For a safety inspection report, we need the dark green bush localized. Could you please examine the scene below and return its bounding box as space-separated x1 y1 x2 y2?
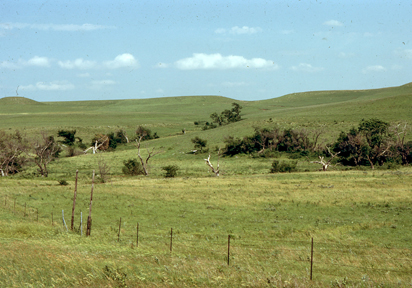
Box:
161 165 179 178
270 160 297 173
122 159 145 176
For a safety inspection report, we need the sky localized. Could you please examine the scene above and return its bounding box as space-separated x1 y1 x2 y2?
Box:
1 0 411 102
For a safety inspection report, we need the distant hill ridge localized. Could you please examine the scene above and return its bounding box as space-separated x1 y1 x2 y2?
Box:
0 96 43 105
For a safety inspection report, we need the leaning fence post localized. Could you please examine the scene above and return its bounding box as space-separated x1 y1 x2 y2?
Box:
227 235 231 266
310 237 314 280
62 210 68 231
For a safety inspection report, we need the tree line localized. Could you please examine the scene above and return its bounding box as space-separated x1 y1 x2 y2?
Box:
0 125 159 177
208 118 411 169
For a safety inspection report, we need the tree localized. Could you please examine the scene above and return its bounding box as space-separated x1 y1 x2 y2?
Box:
57 130 77 146
204 151 220 177
136 125 159 141
84 134 109 154
333 128 369 166
33 132 61 177
210 112 225 126
0 130 29 176
191 136 207 152
134 134 161 176
122 159 145 176
391 123 412 165
358 118 392 168
310 147 340 171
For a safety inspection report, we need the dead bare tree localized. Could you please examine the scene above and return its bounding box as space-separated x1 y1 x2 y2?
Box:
33 132 61 177
204 149 221 176
84 135 109 154
134 135 160 176
310 147 341 171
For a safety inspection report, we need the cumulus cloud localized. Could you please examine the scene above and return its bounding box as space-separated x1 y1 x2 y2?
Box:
0 56 51 69
323 20 343 27
175 53 277 70
20 81 74 91
290 63 324 73
0 22 115 31
362 65 386 73
27 56 50 67
58 58 97 70
104 53 138 69
215 26 261 35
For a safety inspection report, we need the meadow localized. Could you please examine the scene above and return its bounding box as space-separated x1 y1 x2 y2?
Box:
0 83 411 287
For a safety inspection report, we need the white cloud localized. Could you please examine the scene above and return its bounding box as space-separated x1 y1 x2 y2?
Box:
362 65 386 74
175 53 277 70
0 60 20 69
395 49 412 60
20 81 74 91
291 63 324 73
58 58 97 70
90 80 116 90
215 26 261 35
104 53 138 69
0 22 115 31
0 56 51 69
27 56 50 67
323 20 343 27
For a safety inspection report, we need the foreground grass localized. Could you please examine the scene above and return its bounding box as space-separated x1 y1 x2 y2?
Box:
1 169 411 287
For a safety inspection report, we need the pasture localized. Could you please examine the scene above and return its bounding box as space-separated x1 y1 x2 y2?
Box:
0 83 412 286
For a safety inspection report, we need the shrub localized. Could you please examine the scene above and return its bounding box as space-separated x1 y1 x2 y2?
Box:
58 180 69 186
122 159 145 176
162 165 179 178
270 160 297 173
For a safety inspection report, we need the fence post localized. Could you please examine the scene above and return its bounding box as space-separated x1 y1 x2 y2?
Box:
228 235 231 266
80 212 83 236
62 210 68 231
118 217 122 242
86 170 95 237
71 170 78 231
170 228 173 252
136 223 139 247
310 237 314 280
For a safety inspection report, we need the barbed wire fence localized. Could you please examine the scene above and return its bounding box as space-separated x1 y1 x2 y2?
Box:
2 194 412 283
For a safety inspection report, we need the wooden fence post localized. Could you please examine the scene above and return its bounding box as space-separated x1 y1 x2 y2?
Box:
310 237 314 280
136 223 139 247
118 217 122 242
71 170 78 231
86 170 95 237
228 235 231 266
170 228 173 252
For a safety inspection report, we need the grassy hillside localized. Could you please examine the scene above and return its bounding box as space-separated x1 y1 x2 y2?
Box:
1 84 412 287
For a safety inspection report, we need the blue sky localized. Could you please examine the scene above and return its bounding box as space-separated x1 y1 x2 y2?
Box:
1 0 411 102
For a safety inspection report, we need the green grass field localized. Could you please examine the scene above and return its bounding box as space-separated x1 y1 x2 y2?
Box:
0 83 412 287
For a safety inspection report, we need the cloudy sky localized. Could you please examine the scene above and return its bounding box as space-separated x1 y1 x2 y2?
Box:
1 0 411 102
